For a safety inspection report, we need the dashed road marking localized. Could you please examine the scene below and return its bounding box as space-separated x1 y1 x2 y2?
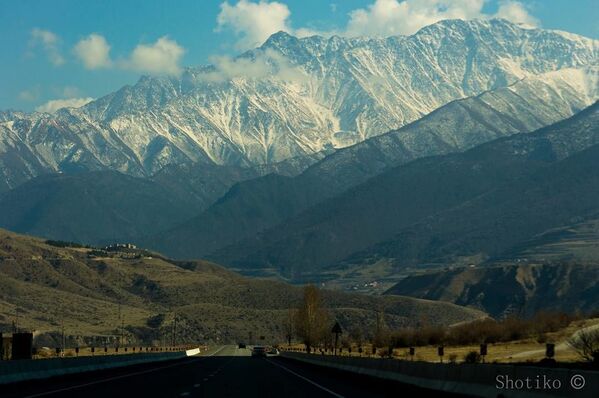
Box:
23 346 228 398
265 359 345 398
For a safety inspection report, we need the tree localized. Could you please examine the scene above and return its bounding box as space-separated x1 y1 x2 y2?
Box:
283 307 296 347
373 309 390 349
295 285 329 353
568 327 599 363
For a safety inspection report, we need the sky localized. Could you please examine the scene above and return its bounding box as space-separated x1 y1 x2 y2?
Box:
0 0 597 112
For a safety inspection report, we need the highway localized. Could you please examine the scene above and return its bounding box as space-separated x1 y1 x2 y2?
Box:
0 345 469 398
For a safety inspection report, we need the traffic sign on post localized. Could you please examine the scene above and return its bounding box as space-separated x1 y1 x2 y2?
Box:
546 343 555 359
480 343 487 363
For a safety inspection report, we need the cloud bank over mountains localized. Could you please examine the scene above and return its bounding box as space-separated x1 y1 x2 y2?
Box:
216 0 538 49
35 97 94 113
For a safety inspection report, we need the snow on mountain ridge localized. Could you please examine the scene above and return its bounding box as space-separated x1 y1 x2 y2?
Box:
0 19 597 191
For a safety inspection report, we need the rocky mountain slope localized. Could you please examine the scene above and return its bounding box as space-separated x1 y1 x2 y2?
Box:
0 171 206 243
384 263 599 318
0 229 485 343
142 75 598 260
208 102 599 276
4 67 593 248
1 19 597 191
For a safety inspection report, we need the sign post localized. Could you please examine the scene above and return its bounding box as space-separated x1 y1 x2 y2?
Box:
546 343 555 359
480 343 487 363
331 322 342 356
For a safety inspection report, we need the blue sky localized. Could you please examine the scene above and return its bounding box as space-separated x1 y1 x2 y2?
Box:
0 0 597 112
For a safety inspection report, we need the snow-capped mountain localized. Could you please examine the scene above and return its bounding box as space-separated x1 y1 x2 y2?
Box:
1 19 597 191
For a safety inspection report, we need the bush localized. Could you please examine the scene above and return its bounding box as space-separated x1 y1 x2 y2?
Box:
568 328 599 362
464 351 481 364
46 239 88 248
146 314 165 329
360 311 582 351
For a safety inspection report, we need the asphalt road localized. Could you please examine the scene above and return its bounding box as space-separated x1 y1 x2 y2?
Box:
0 345 470 398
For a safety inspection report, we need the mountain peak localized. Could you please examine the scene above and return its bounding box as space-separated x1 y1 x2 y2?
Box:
261 30 297 48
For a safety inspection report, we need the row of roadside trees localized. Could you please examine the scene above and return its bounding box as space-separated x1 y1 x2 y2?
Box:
287 284 599 364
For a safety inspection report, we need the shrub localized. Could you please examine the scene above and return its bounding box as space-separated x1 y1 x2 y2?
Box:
568 328 599 362
464 351 481 364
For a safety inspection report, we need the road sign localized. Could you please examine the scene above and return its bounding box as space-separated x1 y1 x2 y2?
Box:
546 343 555 358
480 343 487 356
331 322 342 334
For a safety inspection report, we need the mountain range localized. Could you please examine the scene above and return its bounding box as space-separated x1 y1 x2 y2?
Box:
0 19 597 192
139 65 596 258
209 101 599 276
0 18 598 300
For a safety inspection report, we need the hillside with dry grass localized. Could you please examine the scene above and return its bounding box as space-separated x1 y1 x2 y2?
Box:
0 229 485 345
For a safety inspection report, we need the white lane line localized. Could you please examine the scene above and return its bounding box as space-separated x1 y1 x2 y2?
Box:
180 393 190 397
265 359 344 398
193 384 201 388
24 346 228 398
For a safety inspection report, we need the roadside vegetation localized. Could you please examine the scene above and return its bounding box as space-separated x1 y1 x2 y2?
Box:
286 285 599 365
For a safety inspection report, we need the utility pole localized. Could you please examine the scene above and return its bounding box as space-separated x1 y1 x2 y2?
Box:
117 301 123 348
61 318 66 357
172 312 177 348
12 307 19 333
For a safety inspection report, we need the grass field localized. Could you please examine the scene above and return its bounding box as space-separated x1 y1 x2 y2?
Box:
0 229 485 345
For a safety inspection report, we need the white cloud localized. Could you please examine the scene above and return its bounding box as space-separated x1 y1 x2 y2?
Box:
74 34 112 69
201 49 307 82
215 0 539 46
35 97 94 113
495 0 539 28
124 36 185 76
217 0 292 50
345 0 537 37
29 28 65 66
345 0 538 36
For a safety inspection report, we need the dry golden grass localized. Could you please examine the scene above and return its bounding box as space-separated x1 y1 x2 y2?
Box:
0 229 484 345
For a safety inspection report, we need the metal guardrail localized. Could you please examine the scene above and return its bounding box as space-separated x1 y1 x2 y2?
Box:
0 346 205 385
281 351 599 398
